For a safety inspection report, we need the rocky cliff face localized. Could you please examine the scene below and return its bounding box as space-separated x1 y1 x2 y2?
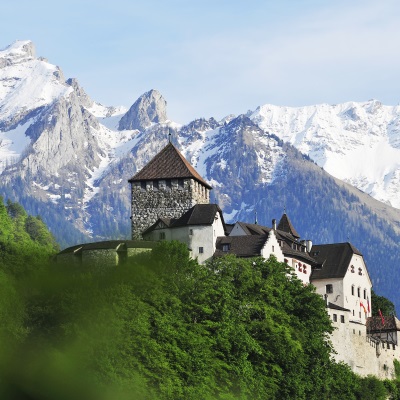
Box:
118 89 167 131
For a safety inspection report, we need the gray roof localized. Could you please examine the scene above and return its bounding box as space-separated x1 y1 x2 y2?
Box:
214 235 269 257
328 302 350 312
234 221 271 235
143 204 225 234
310 242 363 280
232 221 316 264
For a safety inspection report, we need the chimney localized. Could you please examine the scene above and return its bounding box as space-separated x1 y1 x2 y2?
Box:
272 219 276 230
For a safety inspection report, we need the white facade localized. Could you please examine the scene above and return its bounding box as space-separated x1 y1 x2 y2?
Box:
143 210 225 264
313 253 372 325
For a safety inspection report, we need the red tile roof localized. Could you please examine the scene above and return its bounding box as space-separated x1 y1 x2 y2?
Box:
128 142 212 189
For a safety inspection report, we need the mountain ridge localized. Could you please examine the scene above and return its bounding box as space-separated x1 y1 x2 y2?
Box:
0 40 399 311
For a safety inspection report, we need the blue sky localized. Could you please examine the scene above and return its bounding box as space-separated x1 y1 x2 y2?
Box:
2 0 400 123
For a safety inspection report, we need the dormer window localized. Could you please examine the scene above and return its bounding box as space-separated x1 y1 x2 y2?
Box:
222 244 230 252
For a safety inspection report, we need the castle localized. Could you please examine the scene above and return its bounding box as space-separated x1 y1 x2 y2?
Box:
59 141 400 379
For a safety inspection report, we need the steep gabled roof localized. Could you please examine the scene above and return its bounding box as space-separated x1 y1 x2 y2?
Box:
172 204 223 227
142 204 225 235
128 142 212 189
277 213 300 239
214 235 269 258
310 242 363 280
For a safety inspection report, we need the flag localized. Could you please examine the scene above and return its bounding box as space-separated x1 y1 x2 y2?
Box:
378 309 385 326
360 302 367 314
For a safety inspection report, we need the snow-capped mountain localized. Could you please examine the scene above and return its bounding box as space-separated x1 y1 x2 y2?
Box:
0 40 400 312
251 101 400 209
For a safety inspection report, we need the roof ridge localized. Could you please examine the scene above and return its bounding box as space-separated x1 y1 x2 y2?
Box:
128 143 212 189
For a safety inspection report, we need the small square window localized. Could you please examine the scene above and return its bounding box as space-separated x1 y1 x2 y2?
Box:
199 247 204 254
326 284 333 294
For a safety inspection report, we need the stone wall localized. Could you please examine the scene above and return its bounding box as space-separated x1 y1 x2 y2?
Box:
328 308 400 379
131 178 210 239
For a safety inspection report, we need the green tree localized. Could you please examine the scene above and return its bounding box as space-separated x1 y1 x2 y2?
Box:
372 289 396 316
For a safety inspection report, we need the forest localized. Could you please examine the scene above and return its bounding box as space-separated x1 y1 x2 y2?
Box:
0 197 399 399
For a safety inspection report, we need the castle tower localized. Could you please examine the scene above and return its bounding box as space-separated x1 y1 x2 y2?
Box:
128 142 212 239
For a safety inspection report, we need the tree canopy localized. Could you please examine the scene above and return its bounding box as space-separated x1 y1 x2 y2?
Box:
0 225 399 399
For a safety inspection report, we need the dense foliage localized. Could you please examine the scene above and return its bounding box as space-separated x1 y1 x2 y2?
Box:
372 289 397 316
0 196 59 276
0 216 399 399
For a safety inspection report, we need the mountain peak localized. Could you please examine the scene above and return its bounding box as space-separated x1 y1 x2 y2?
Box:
118 89 167 131
0 40 35 66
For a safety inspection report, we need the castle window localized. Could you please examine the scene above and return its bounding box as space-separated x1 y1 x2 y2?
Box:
153 180 159 191
272 245 274 252
222 244 230 252
141 181 146 191
199 247 204 254
357 287 361 298
326 284 333 294
159 232 165 240
363 289 366 299
303 265 307 274
351 285 355 296
189 229 193 235
178 179 184 190
351 265 355 273
358 267 362 275
333 314 337 322
166 180 172 190
341 315 345 323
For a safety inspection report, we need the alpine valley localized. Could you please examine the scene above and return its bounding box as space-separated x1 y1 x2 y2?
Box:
1 40 399 310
